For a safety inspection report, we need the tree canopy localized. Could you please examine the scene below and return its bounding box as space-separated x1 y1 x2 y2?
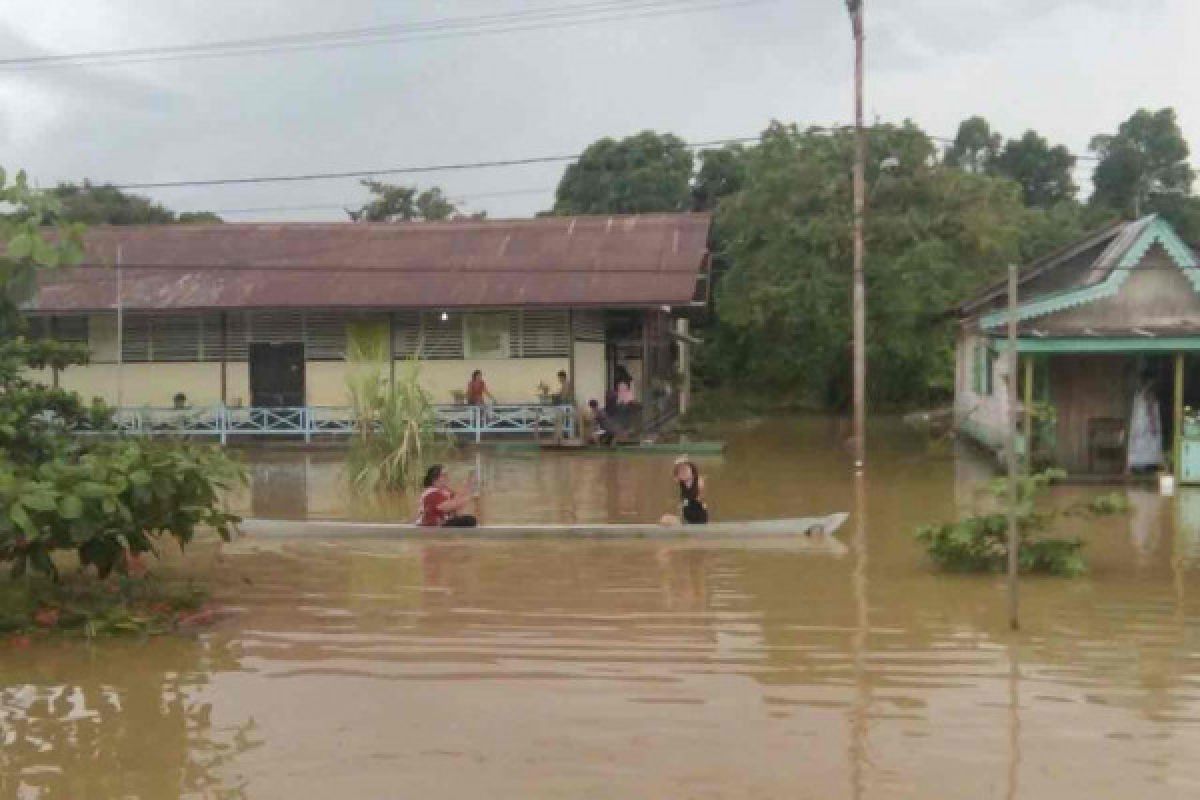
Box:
700 121 1032 408
49 181 222 225
944 116 1001 174
346 181 473 222
552 131 694 215
0 170 241 580
1090 107 1196 219
992 131 1077 208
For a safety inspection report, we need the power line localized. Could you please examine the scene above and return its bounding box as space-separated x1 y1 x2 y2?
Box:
108 137 761 190
205 187 557 216
0 0 769 71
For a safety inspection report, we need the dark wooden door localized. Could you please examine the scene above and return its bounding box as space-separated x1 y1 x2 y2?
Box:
249 342 305 407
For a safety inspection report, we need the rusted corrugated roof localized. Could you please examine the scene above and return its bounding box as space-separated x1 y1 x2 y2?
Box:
31 213 711 312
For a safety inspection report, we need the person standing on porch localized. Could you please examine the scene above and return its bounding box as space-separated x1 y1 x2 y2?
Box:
1128 373 1164 473
466 369 494 407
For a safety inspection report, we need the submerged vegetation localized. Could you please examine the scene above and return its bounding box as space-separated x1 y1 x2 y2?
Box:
0 572 216 638
345 326 441 493
914 470 1129 577
0 169 243 635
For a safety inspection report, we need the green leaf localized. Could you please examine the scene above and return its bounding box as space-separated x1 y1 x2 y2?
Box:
7 232 33 260
10 503 36 537
59 495 83 519
129 470 151 486
19 492 58 512
32 236 60 268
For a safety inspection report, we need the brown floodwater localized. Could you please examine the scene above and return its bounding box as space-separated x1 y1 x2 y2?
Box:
4 416 1200 799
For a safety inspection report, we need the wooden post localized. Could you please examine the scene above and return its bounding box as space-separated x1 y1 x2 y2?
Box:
49 316 60 389
1006 263 1020 631
567 309 576 405
1023 356 1034 472
1174 352 1185 476
849 0 867 472
388 312 396 388
115 245 124 411
219 311 228 406
677 317 691 415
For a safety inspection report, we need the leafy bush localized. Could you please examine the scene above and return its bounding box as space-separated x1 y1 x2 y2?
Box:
345 327 441 492
0 168 243 584
913 469 1124 577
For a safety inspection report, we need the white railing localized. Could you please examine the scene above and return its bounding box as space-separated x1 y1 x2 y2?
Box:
94 404 575 443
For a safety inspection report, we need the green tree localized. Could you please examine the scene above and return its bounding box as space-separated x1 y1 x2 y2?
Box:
702 121 1028 408
692 144 748 211
1090 108 1195 217
49 181 222 225
944 116 1001 174
552 131 694 215
347 181 461 222
991 130 1077 207
0 170 241 581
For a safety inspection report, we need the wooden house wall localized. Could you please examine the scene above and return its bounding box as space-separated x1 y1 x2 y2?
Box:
954 329 1011 452
1047 355 1134 473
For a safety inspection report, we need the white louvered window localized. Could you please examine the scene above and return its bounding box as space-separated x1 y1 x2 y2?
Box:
152 315 201 361
121 315 151 362
305 311 347 360
572 310 605 343
464 312 512 359
197 314 222 361
518 310 569 357
54 316 89 345
393 312 422 358
223 313 249 360
420 312 464 359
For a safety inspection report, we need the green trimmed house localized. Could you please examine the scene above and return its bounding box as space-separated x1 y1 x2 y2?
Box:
953 215 1200 481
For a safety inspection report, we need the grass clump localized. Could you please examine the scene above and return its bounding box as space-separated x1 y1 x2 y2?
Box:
914 470 1127 577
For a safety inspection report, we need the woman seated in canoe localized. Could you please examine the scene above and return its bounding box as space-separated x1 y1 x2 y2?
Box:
660 457 709 526
417 464 478 527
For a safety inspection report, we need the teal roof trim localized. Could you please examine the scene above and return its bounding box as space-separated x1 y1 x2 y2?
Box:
981 216 1200 330
996 336 1200 354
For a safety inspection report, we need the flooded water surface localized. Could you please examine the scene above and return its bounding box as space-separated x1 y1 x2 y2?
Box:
4 417 1200 798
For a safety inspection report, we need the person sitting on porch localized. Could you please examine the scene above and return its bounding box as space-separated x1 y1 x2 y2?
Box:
585 399 615 445
172 392 188 410
466 370 495 407
417 465 478 527
551 370 572 405
1127 373 1164 474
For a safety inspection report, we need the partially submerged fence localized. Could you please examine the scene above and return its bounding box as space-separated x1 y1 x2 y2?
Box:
89 404 577 443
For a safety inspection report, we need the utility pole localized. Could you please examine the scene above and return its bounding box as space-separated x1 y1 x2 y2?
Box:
1006 263 1020 631
847 0 867 471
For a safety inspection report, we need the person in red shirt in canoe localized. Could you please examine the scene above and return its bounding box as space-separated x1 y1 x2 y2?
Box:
417 464 478 527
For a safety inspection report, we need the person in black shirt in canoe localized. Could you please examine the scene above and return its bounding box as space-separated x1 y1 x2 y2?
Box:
660 456 709 525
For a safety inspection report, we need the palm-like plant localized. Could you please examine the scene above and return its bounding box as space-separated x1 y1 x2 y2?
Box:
345 326 439 493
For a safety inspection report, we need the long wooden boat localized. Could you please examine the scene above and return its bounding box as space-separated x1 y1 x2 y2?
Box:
238 513 849 549
492 440 727 455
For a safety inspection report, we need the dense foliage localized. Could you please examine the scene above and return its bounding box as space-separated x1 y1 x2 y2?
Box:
913 471 1127 577
0 171 242 582
49 181 222 225
552 131 695 214
550 107 1197 411
701 121 1036 408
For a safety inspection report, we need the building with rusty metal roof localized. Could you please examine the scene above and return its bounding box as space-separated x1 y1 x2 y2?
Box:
28 213 711 437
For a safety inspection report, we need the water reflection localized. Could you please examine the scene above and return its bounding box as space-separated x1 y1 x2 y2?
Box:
0 639 258 799
6 418 1200 797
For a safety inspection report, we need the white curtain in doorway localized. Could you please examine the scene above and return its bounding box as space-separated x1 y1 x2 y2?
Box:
1127 382 1164 470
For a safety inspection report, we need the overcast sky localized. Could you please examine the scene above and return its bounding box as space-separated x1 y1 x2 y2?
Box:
1 0 1195 220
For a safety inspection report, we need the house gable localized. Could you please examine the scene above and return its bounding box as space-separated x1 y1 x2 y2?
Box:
980 216 1200 331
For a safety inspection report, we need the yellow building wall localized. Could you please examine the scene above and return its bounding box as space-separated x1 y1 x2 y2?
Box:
39 355 603 409
573 341 607 408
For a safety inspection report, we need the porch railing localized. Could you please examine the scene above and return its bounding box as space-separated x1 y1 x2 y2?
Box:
86 404 575 443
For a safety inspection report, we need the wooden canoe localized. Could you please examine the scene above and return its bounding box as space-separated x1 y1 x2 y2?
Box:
238 513 849 548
